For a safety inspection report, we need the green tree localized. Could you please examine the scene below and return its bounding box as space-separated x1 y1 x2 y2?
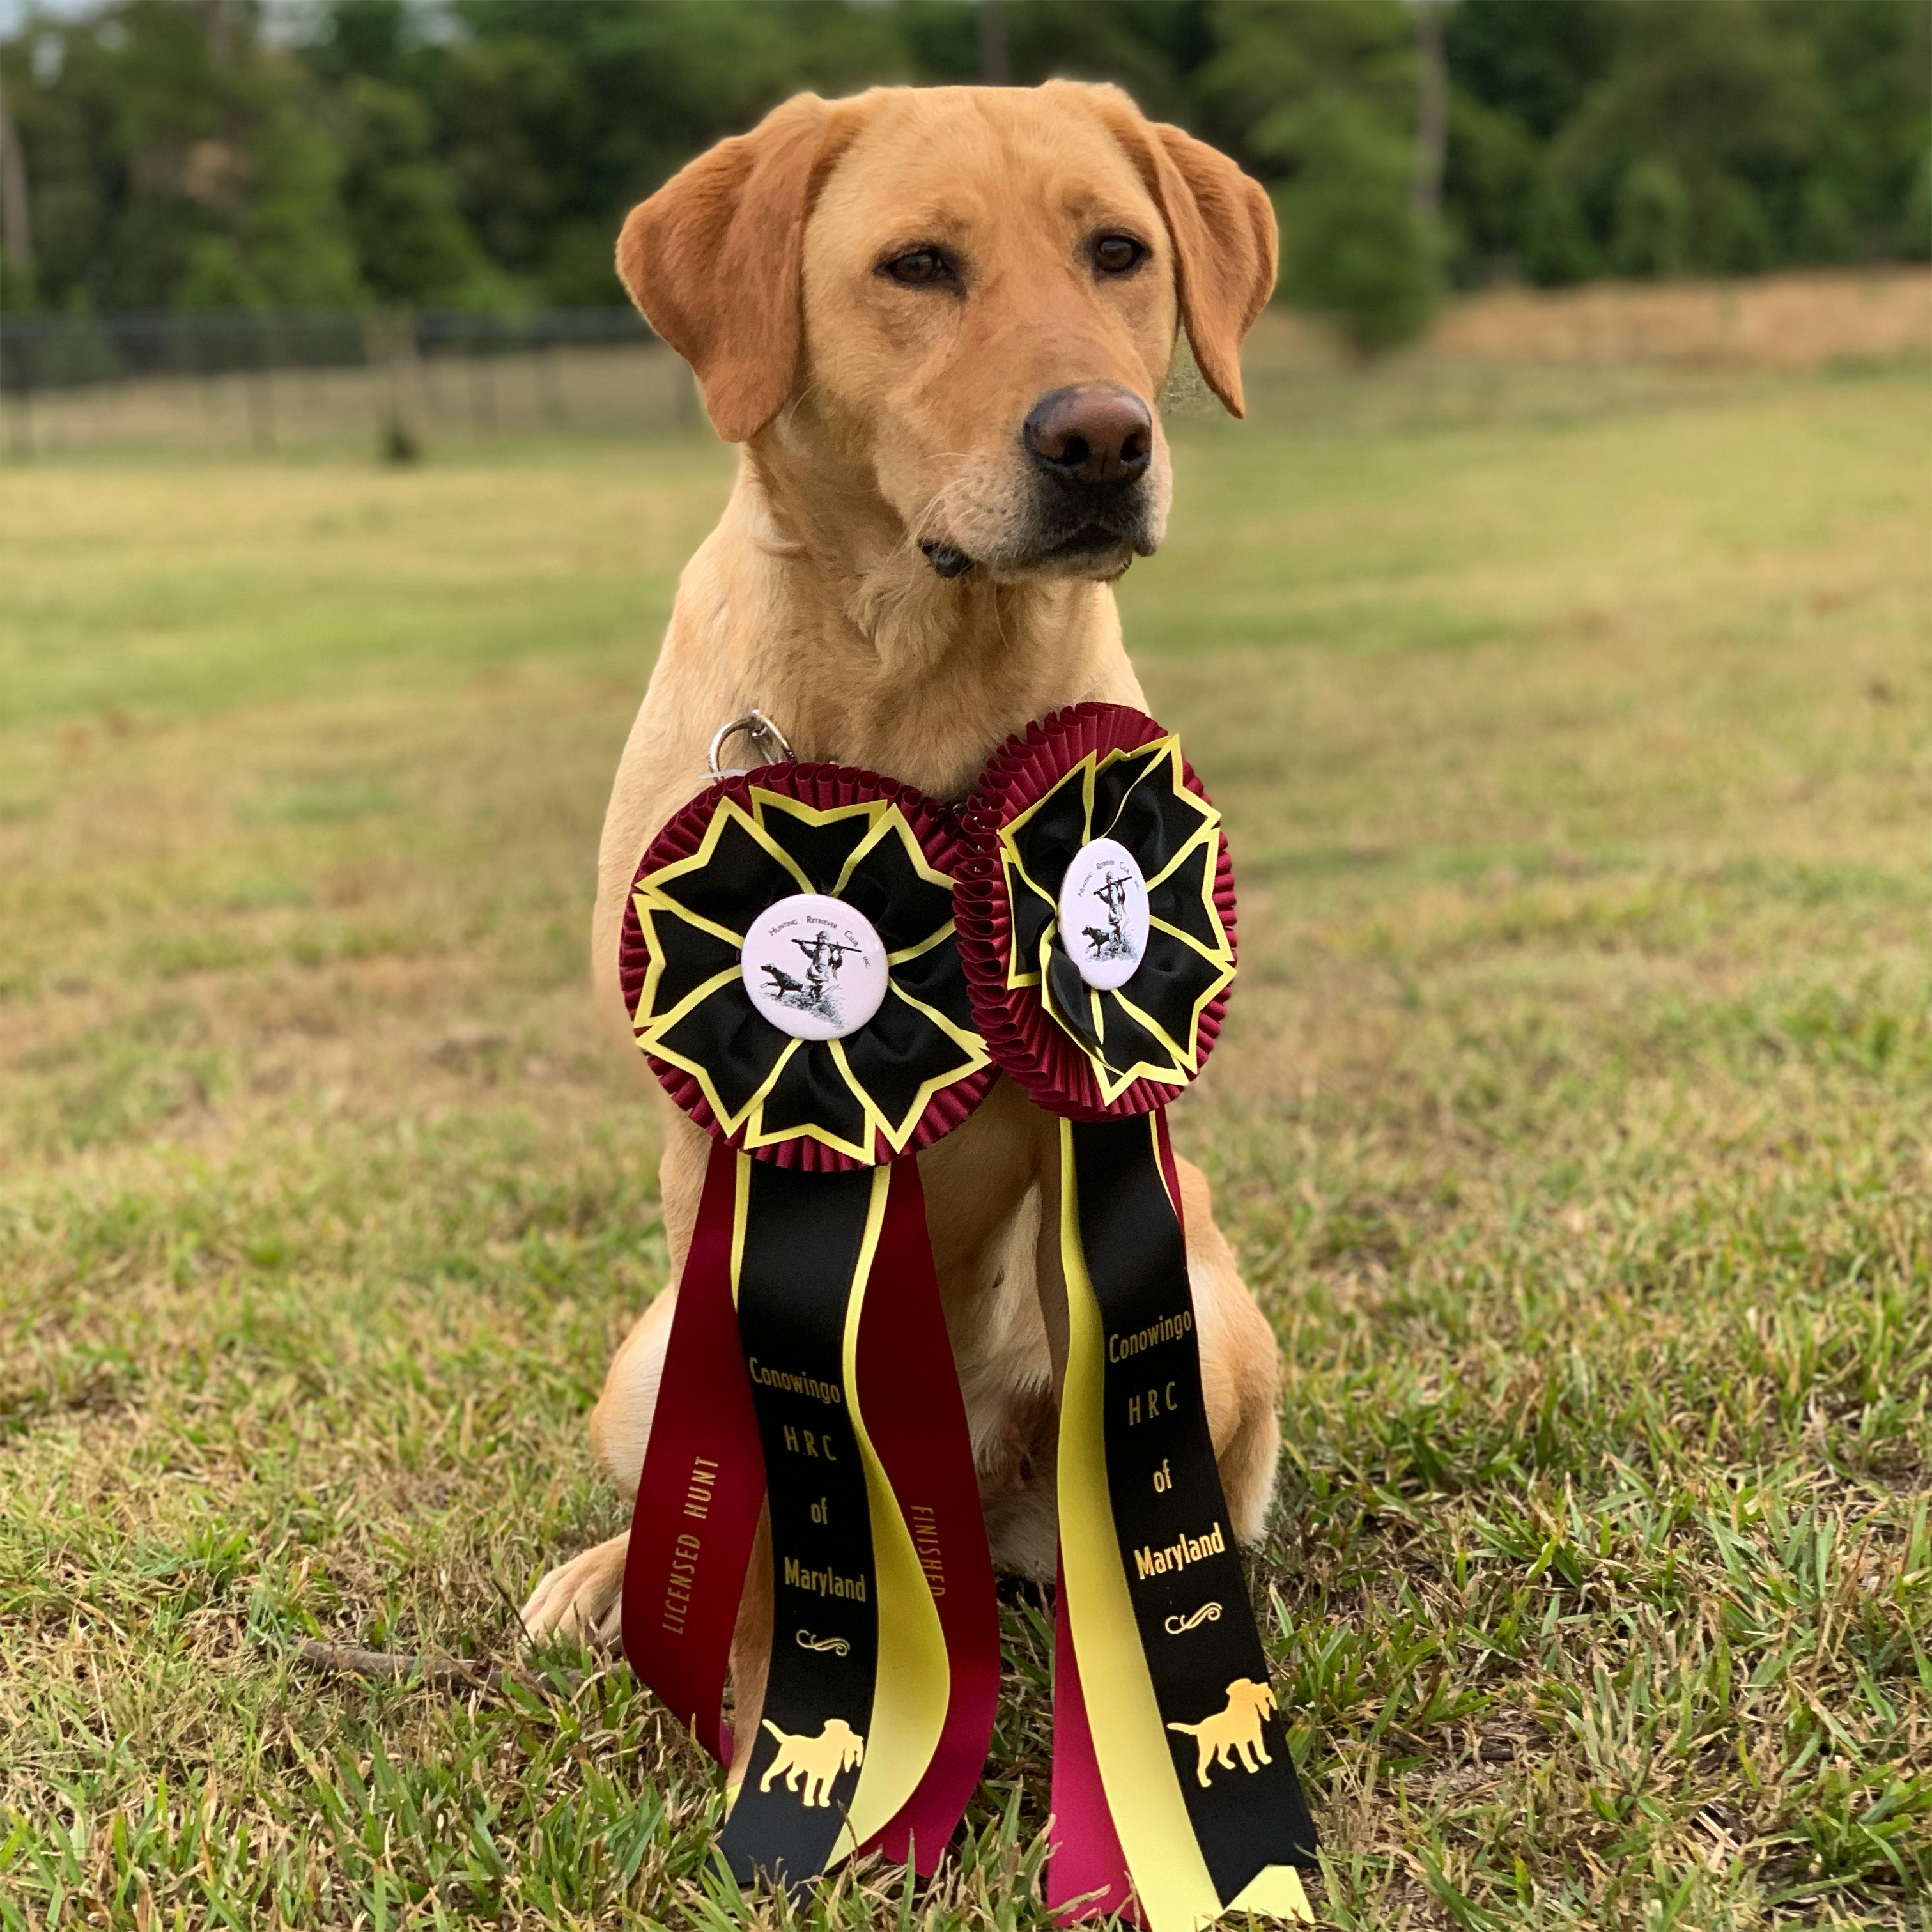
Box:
3 0 360 311
337 75 499 305
1442 0 1617 283
1444 0 1928 281
437 36 596 304
1197 0 1416 166
1793 176 1854 261
1195 0 1438 352
1443 0 1619 141
1706 177 1778 273
1552 0 1828 275
1520 167 1598 286
1905 146 1932 259
1610 157 1689 277
304 0 422 92
451 0 908 259
1276 98 1441 354
1781 0 1932 259
1442 92 1538 282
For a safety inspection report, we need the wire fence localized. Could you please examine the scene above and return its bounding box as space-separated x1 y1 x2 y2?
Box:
0 307 700 455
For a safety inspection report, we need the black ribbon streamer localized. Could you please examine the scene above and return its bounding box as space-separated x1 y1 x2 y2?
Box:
1070 1117 1318 1901
720 1162 880 1885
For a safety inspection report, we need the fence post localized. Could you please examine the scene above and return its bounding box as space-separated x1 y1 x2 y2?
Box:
247 313 277 452
467 325 496 433
198 312 221 427
297 318 325 424
4 332 33 458
537 336 566 429
362 307 426 458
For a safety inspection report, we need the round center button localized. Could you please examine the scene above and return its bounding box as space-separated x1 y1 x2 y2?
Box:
1057 837 1151 991
740 893 889 1041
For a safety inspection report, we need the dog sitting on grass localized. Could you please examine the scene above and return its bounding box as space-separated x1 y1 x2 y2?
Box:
521 81 1284 1774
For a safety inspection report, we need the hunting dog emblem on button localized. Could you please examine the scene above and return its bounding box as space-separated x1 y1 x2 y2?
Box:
741 894 888 1040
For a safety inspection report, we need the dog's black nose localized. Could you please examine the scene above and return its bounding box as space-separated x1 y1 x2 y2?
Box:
1023 384 1152 487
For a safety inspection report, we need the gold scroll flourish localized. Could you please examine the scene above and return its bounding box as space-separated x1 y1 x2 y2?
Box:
795 1630 853 1657
1163 1602 1223 1636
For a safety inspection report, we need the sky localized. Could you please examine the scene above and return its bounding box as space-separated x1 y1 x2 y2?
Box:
1 0 104 30
0 0 332 38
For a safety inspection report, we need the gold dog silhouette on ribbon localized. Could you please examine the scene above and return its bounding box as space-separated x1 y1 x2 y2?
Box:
758 1719 866 1807
1166 1678 1278 1788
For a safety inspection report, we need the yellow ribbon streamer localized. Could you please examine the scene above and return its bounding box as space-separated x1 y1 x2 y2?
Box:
839 1167 951 1853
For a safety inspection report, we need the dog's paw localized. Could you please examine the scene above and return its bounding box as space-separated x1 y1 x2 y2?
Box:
518 1532 628 1651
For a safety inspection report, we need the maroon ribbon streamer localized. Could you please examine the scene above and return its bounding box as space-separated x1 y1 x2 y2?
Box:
1047 1550 1141 1924
1154 1111 1184 1225
621 1140 766 1765
622 1143 999 1866
854 1157 1001 1874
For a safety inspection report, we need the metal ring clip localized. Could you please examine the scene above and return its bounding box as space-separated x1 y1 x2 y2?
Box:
707 707 797 780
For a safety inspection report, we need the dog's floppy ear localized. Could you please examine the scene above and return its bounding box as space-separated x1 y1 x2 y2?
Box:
616 94 851 442
1087 91 1278 418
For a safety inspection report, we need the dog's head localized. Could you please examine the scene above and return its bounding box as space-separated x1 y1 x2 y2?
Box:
617 84 1276 585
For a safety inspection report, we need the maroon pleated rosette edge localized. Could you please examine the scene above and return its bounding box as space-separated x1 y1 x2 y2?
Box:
618 760 995 1170
955 703 1237 1121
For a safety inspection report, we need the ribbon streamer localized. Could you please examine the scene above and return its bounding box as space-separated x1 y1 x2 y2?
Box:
850 1155 1001 1874
1057 1113 1316 1920
1047 1554 1137 1921
722 1159 886 1881
959 704 1319 1928
620 1140 766 1766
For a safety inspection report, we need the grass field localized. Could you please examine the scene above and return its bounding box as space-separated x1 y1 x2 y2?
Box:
2 346 1928 1931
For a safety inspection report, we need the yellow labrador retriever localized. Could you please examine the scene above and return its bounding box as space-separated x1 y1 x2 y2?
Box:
520 81 1283 1768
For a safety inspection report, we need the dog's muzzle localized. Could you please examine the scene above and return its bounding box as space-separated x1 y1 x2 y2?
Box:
1018 382 1158 566
919 382 1161 580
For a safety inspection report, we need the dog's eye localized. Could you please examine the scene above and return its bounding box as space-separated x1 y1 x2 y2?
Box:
1092 235 1147 277
881 248 955 288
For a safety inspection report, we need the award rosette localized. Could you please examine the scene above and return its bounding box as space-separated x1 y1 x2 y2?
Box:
957 704 1318 1928
615 761 1001 1888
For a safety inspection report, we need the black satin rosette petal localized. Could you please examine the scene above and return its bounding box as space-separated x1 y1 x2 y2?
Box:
955 703 1237 1118
619 763 994 1168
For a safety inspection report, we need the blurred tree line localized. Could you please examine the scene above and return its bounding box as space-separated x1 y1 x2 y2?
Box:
1 0 1927 350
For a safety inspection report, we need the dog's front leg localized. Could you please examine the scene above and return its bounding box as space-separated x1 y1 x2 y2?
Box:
519 1117 709 1646
516 1529 628 1648
518 1276 674 1648
1173 1156 1284 1543
725 1507 773 1777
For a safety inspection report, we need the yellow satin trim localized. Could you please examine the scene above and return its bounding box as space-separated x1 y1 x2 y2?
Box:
835 1166 951 1860
1056 1117 1311 1928
1233 1869 1313 1922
